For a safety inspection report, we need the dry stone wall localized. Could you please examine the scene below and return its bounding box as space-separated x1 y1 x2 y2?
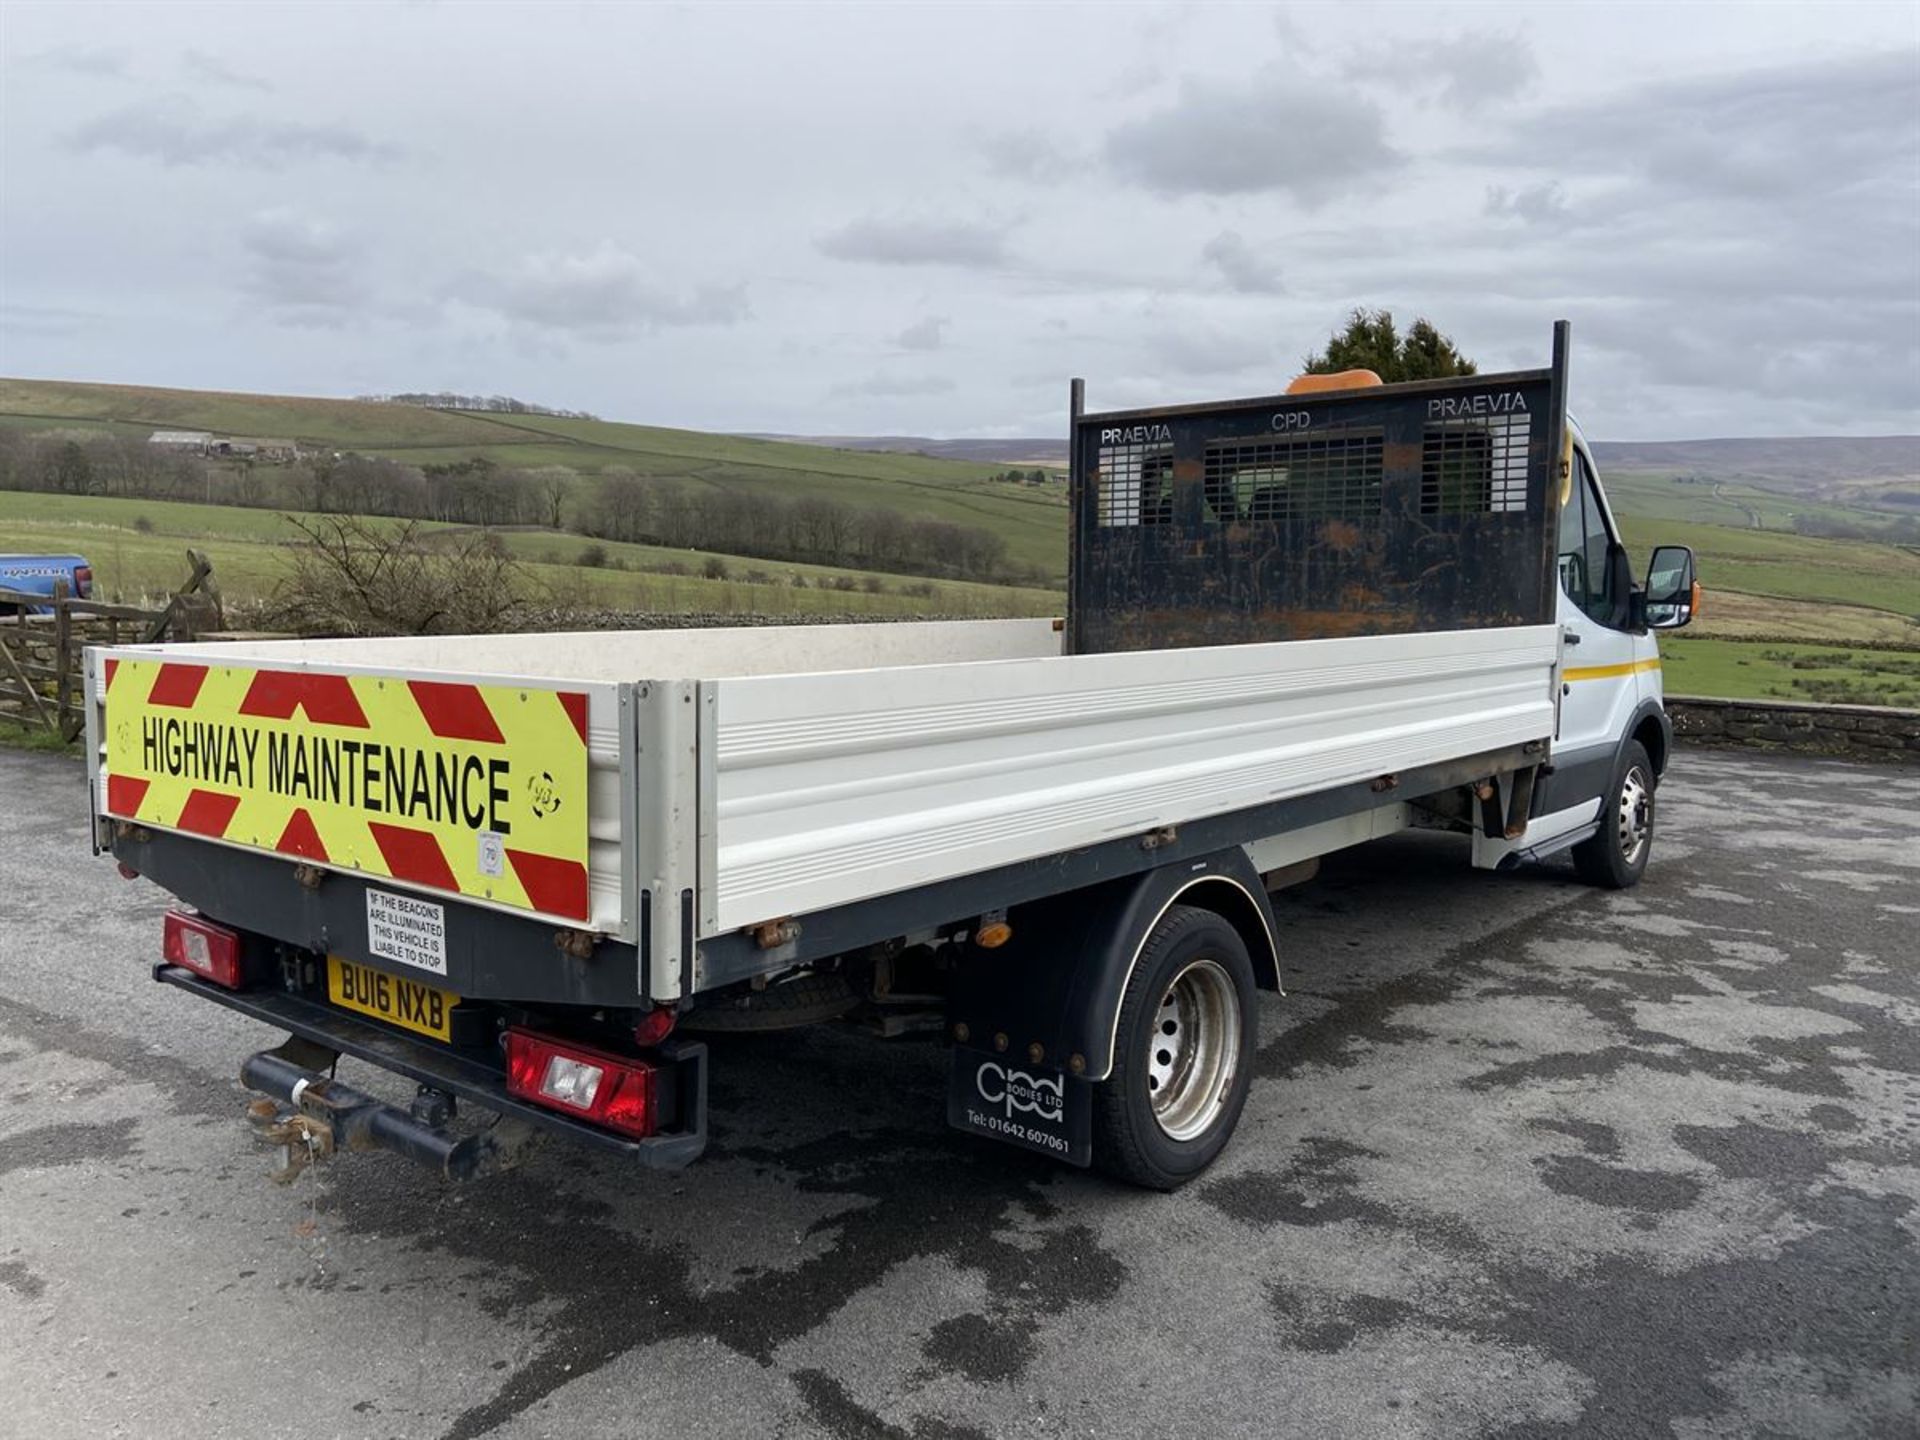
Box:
1669 696 1920 765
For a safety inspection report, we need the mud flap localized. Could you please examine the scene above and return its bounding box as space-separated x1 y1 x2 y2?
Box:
946 1047 1092 1166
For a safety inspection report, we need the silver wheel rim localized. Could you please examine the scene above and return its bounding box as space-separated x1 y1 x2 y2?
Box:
1618 765 1652 867
1146 958 1241 1142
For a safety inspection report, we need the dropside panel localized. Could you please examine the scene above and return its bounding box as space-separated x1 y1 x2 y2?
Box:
707 625 1558 931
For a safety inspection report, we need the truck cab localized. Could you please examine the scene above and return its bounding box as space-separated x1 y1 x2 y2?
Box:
1474 419 1696 882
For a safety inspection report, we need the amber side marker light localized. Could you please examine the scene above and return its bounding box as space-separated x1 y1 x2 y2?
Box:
974 914 1014 949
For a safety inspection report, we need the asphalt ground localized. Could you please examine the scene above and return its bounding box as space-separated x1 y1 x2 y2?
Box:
0 744 1915 1439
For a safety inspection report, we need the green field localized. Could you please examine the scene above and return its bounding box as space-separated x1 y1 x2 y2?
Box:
0 492 1061 621
1602 470 1914 536
1661 637 1920 708
0 377 1071 580
1613 514 1920 615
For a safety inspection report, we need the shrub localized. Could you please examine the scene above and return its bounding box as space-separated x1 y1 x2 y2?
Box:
702 556 729 581
131 514 155 534
268 515 527 636
577 544 609 568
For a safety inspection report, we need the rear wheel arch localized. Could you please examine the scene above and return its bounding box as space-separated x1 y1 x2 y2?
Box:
1169 875 1281 994
948 850 1282 1086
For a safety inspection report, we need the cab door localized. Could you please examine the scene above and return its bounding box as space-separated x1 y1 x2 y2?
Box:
1554 431 1650 769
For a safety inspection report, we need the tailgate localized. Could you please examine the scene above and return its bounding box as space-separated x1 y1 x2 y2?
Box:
88 649 631 936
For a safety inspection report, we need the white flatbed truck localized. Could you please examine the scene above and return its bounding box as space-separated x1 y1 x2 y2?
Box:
85 323 1699 1189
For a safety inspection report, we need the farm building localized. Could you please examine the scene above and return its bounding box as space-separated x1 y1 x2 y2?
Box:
148 430 213 452
214 437 300 461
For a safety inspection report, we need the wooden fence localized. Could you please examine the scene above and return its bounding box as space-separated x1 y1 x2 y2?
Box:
0 551 221 742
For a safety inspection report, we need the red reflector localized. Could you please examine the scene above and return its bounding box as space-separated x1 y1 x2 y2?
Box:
632 1006 676 1048
162 910 243 989
74 566 93 598
504 1029 656 1139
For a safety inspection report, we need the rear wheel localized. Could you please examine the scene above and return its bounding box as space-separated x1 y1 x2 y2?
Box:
1093 905 1257 1191
1573 739 1654 889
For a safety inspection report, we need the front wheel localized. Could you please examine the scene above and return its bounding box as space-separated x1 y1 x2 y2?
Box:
1572 739 1655 889
1092 905 1257 1190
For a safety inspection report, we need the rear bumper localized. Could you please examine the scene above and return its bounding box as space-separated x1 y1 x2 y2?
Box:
154 965 707 1171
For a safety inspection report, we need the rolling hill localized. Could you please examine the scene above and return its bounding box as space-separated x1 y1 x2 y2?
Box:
0 378 1071 579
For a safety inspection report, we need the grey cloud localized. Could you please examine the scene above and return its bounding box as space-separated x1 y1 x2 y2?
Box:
980 129 1078 182
240 210 367 328
66 95 396 166
1201 231 1284 294
1147 324 1276 377
895 316 949 351
1443 49 1916 426
817 218 1009 267
1103 72 1398 201
833 374 957 398
22 45 130 77
1347 31 1537 112
182 49 273 92
455 245 749 340
1461 50 1917 207
1483 182 1568 226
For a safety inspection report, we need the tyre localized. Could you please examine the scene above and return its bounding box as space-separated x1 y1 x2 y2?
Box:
1572 739 1655 890
1092 904 1258 1190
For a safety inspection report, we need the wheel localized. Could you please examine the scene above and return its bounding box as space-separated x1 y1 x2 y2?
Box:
1572 739 1655 889
1093 905 1258 1190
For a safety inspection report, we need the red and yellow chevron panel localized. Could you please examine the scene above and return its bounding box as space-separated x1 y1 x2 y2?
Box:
102 660 592 921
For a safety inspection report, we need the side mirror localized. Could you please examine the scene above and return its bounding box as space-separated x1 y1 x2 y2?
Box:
1644 545 1697 629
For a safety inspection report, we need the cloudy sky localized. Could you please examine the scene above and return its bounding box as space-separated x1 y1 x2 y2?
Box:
2 1 1916 440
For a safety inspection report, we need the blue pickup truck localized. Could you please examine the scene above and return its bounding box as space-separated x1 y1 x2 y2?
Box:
0 554 93 611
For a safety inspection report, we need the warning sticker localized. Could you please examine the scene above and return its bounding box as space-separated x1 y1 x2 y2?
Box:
366 888 448 975
101 660 591 920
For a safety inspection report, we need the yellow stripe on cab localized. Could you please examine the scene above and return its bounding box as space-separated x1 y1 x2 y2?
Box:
1563 658 1662 683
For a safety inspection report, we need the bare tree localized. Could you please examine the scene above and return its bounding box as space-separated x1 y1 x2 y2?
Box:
530 466 578 529
269 515 528 636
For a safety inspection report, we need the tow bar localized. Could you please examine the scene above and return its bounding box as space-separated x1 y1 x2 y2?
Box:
240 1040 533 1183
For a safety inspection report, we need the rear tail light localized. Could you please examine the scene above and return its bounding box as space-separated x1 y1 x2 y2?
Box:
73 566 93 599
505 1029 656 1138
162 910 244 989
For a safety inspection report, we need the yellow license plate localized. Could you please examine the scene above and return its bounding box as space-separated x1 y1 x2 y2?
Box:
327 957 460 1042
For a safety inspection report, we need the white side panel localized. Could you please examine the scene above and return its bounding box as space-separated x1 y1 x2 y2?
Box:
132 617 1063 682
710 626 1559 931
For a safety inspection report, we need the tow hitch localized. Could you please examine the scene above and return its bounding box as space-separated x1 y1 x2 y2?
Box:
240 1041 534 1183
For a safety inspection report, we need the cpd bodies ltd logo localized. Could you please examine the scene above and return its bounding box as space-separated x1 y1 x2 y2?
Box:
975 1061 1064 1122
